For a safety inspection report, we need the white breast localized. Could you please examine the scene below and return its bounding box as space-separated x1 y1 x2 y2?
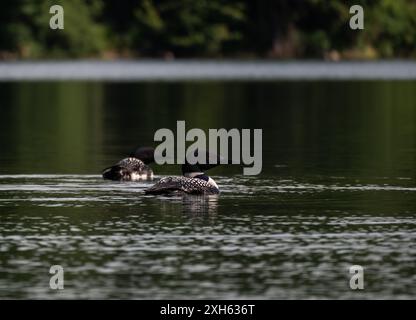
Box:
208 177 219 190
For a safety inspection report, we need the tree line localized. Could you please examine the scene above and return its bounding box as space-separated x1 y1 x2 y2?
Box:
0 0 415 59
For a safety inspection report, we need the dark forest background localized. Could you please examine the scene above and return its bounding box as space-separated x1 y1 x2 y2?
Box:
0 0 415 60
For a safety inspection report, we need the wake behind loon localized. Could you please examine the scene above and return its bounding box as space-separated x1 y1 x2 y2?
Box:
102 146 155 181
145 152 221 195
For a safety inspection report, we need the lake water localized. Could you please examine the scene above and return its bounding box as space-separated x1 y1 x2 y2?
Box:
0 75 415 299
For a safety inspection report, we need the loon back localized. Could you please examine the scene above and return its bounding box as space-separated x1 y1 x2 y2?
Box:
144 175 219 195
102 157 153 181
102 146 155 181
144 149 221 194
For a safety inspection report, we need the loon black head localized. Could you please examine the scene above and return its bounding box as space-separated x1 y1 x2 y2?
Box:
129 146 155 164
182 150 222 178
181 163 204 177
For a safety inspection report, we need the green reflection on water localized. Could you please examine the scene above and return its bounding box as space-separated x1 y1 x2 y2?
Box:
0 81 415 178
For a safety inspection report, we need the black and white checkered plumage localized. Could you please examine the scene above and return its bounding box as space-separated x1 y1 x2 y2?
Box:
144 150 222 195
144 175 219 195
102 147 154 181
102 157 153 181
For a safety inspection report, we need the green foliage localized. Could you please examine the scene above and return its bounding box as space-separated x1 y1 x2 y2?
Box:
0 0 108 58
0 0 415 59
366 0 416 57
132 0 245 56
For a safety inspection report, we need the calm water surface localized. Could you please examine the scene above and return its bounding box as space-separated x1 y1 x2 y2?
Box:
0 79 415 299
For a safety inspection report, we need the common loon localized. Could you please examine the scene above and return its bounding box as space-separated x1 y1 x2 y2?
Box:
145 151 221 195
102 146 155 181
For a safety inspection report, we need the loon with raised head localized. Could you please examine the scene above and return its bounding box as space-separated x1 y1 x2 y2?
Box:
144 151 221 195
102 146 155 181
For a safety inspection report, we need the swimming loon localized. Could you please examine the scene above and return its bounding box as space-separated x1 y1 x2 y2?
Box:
144 151 221 195
102 146 155 181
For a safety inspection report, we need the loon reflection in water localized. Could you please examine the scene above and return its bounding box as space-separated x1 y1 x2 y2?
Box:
155 193 219 215
102 147 155 181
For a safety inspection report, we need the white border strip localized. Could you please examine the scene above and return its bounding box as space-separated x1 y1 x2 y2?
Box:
0 60 415 80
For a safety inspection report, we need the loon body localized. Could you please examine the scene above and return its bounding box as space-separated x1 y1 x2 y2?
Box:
102 147 154 181
145 173 219 195
145 152 221 195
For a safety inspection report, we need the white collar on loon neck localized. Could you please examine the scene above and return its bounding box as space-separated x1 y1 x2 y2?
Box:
184 172 205 178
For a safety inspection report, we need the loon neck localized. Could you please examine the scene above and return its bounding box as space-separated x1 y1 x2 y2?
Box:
184 172 205 178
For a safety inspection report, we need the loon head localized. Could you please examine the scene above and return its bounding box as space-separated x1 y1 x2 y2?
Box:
183 149 223 172
129 146 155 164
181 163 204 177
